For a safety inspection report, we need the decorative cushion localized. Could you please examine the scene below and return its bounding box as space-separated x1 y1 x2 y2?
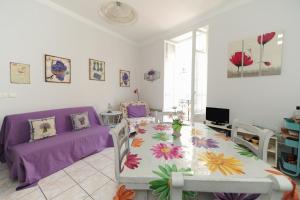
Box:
28 116 56 141
120 101 150 118
70 112 90 130
127 105 146 118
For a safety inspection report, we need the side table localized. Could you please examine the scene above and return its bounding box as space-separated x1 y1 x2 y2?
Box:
100 111 123 128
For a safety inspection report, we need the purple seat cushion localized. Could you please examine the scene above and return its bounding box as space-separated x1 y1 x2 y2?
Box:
0 106 113 189
8 126 111 189
127 105 146 118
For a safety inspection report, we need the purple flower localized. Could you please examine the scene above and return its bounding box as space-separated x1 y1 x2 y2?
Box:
51 61 67 81
214 193 260 200
122 72 129 85
148 70 155 76
192 137 219 149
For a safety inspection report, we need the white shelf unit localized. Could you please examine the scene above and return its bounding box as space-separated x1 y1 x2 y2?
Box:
204 120 278 168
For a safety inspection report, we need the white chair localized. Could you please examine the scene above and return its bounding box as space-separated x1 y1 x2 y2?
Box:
110 119 130 183
170 172 293 200
231 119 274 162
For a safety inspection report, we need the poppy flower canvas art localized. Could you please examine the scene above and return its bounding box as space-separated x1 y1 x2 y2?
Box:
228 31 283 78
120 70 130 87
45 55 71 83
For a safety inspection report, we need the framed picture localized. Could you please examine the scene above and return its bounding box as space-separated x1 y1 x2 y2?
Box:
144 69 160 81
228 31 283 78
45 54 71 83
10 62 30 84
89 59 105 81
120 70 130 87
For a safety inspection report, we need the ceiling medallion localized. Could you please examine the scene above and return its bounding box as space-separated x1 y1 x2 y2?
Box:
99 1 137 25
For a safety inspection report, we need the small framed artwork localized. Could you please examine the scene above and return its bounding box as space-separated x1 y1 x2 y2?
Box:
89 59 105 81
120 70 130 87
10 62 30 84
45 54 71 83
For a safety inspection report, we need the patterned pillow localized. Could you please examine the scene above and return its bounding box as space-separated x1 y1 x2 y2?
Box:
70 112 90 130
28 116 57 141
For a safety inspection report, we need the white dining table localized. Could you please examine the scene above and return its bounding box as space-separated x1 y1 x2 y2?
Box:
119 122 292 199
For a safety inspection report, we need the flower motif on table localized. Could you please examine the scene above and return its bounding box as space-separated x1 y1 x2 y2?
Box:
149 164 196 200
138 120 149 127
198 152 245 176
123 153 142 170
215 132 230 141
192 137 219 149
191 128 203 136
234 144 258 160
151 143 183 160
214 193 260 200
153 124 170 131
265 168 299 200
152 132 171 141
136 127 146 134
131 138 144 148
113 185 135 200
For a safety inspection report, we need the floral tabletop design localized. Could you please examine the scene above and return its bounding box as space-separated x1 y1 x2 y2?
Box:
120 123 292 199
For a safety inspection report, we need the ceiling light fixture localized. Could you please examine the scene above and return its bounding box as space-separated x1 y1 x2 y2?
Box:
99 1 137 25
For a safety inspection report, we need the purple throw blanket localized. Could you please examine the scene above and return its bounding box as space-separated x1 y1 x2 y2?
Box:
0 107 113 189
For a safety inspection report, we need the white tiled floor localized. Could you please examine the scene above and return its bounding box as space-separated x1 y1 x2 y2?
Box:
1 147 300 200
0 148 118 200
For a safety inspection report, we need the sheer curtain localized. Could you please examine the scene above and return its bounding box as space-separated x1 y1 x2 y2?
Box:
164 42 176 111
194 31 208 115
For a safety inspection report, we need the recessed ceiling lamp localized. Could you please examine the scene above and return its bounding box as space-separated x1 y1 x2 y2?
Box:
99 1 137 25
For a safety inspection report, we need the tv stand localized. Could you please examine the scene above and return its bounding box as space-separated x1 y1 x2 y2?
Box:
211 121 226 126
204 120 231 136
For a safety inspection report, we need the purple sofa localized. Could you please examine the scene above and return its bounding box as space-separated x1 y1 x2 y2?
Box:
0 107 113 189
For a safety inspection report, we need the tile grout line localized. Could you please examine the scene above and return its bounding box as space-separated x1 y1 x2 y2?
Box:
38 185 49 200
82 156 116 183
64 169 96 200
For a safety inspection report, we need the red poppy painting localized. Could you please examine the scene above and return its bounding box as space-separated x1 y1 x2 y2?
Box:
229 51 253 71
257 32 276 45
228 31 283 78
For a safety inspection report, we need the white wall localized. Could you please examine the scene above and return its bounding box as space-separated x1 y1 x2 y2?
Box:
139 0 300 130
0 0 139 125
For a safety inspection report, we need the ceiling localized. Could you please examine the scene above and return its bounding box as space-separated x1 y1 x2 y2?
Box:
48 0 247 44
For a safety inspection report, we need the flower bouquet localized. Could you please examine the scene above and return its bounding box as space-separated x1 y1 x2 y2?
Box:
169 110 184 138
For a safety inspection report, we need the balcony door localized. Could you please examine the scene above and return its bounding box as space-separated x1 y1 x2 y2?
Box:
164 26 208 122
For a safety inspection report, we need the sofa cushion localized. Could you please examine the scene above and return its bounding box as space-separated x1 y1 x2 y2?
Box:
8 126 112 189
120 101 150 118
127 105 146 118
28 116 56 141
70 112 90 130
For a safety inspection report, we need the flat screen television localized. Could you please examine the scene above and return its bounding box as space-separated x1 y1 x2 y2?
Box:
206 107 230 125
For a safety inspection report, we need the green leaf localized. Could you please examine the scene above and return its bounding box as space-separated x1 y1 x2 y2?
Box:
159 165 170 177
153 171 170 179
158 188 170 200
154 185 169 194
183 191 197 200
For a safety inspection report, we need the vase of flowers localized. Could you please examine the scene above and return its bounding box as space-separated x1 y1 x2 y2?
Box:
169 110 184 138
134 89 140 101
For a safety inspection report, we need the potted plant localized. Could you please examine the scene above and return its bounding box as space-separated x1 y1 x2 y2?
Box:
169 110 184 138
